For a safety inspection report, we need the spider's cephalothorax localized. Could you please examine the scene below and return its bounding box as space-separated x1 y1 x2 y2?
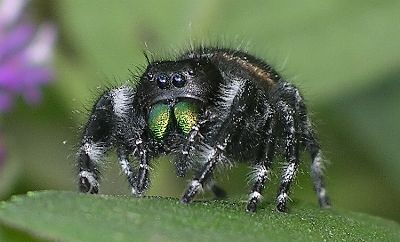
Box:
77 47 331 212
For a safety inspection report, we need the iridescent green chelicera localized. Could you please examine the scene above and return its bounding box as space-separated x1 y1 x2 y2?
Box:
174 101 199 135
148 103 172 140
148 101 199 140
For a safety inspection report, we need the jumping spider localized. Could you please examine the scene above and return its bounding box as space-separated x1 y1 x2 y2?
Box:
77 46 330 212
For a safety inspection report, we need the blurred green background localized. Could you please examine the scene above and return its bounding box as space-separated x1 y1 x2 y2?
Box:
1 0 399 223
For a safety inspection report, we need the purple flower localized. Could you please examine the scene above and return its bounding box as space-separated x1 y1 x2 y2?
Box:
0 0 57 172
0 0 57 112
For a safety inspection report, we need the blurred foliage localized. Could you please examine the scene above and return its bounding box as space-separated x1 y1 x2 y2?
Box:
1 191 399 242
1 0 399 231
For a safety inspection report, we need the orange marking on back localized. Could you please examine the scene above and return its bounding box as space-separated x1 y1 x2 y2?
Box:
218 52 277 86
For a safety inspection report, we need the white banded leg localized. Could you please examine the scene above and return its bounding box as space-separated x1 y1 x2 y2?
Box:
133 138 152 196
280 82 331 208
246 109 275 212
246 164 271 212
78 86 135 194
77 90 114 194
78 140 110 193
276 100 300 212
117 148 137 195
175 123 201 177
181 143 225 204
311 149 330 208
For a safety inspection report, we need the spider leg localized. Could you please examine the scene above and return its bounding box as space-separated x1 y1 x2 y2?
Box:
181 78 246 204
246 155 274 212
116 131 150 196
175 123 228 199
282 83 331 208
111 86 152 196
302 120 331 208
276 100 300 212
246 109 276 212
181 142 227 204
174 103 230 199
117 147 136 194
77 92 114 194
77 86 146 195
174 110 212 177
133 137 152 196
174 123 201 177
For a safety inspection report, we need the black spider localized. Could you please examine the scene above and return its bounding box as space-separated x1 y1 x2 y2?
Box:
77 46 331 212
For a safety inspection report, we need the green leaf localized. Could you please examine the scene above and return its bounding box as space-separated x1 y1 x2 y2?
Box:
0 191 398 242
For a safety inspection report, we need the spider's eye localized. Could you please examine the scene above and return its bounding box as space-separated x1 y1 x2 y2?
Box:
155 73 169 89
172 73 186 88
146 73 154 80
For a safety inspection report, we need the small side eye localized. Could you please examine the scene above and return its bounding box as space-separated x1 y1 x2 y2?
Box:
146 73 154 81
156 73 169 89
172 73 186 88
187 69 195 76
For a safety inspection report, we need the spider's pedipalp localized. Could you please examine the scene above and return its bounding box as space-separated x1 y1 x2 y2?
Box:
126 136 152 196
117 148 136 193
174 123 201 177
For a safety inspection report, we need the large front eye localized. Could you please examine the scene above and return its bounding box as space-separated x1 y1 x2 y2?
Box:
172 73 186 88
156 73 169 89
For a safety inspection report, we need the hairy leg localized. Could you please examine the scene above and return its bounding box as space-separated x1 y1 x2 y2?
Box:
246 107 276 212
276 100 300 212
77 92 114 193
280 82 331 208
